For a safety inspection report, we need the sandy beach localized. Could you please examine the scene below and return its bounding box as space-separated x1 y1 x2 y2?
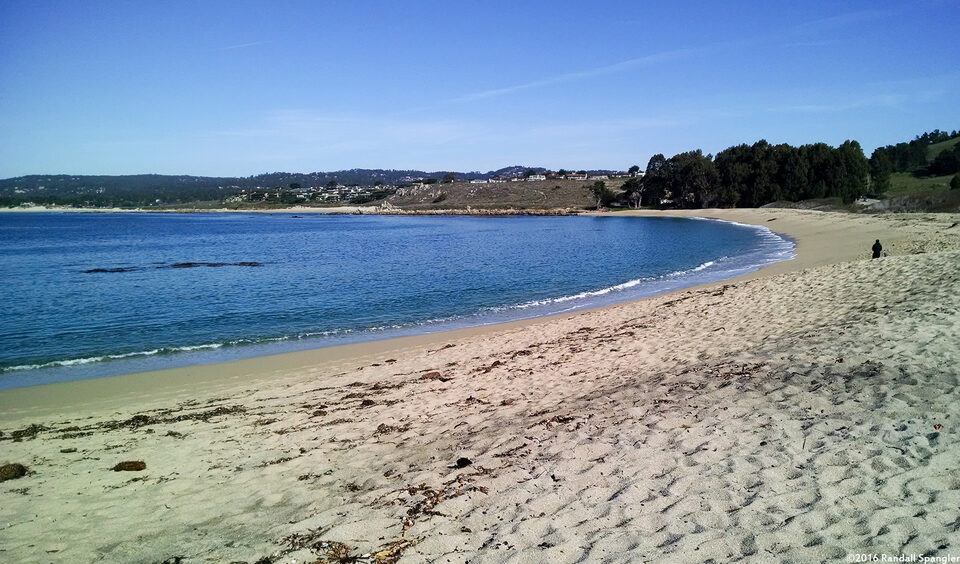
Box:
2 208 959 563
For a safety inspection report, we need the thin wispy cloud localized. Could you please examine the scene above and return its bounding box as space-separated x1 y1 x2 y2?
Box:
793 9 894 32
783 39 841 48
216 40 271 51
450 47 700 103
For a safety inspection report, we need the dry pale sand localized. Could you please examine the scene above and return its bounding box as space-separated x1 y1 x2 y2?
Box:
1 209 959 563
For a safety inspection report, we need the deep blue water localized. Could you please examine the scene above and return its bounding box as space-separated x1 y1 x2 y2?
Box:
0 213 793 388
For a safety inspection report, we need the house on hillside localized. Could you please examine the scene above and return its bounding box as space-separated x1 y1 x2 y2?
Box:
527 174 547 181
470 179 487 184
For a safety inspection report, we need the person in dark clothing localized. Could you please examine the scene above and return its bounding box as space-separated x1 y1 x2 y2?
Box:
872 239 882 259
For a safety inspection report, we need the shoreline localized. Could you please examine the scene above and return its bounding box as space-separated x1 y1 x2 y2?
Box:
2 208 958 562
1 206 951 417
0 207 936 411
0 212 793 393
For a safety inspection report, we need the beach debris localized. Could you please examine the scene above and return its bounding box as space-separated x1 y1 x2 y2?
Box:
112 460 146 472
159 557 185 564
274 533 420 564
494 442 528 458
60 430 93 439
325 418 354 426
0 463 28 481
462 396 490 406
3 423 47 442
477 360 502 373
258 456 296 467
420 371 451 382
453 457 472 469
403 486 446 529
375 423 411 436
935 423 943 430
60 447 78 453
96 405 246 432
372 538 421 563
370 381 405 391
316 541 353 562
359 399 376 408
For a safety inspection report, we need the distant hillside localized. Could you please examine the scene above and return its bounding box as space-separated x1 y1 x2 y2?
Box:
927 136 960 161
868 128 960 211
0 167 618 208
385 178 597 210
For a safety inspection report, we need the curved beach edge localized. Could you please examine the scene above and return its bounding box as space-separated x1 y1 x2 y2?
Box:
0 208 931 412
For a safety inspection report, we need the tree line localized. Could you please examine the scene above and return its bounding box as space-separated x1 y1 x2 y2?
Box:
615 139 870 209
868 129 960 192
611 128 959 210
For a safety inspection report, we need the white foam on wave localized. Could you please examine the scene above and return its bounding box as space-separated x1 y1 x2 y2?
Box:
491 257 726 313
1 343 224 373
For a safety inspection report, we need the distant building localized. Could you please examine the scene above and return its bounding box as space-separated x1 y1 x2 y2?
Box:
527 174 547 181
470 179 486 184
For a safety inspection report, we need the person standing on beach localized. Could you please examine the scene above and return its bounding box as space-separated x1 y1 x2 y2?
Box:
872 239 883 259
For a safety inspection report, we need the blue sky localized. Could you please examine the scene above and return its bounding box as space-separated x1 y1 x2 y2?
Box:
0 0 957 177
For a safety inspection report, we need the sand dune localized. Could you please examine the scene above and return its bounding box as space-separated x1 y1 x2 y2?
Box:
1 209 959 563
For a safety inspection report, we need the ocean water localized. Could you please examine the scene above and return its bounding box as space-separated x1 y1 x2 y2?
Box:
0 213 793 388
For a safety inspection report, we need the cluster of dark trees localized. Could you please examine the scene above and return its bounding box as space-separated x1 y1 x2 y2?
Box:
617 140 870 209
868 129 960 192
928 143 960 176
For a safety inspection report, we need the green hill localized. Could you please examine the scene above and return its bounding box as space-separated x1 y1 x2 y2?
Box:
385 178 596 210
882 131 959 202
927 136 960 160
885 172 956 197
